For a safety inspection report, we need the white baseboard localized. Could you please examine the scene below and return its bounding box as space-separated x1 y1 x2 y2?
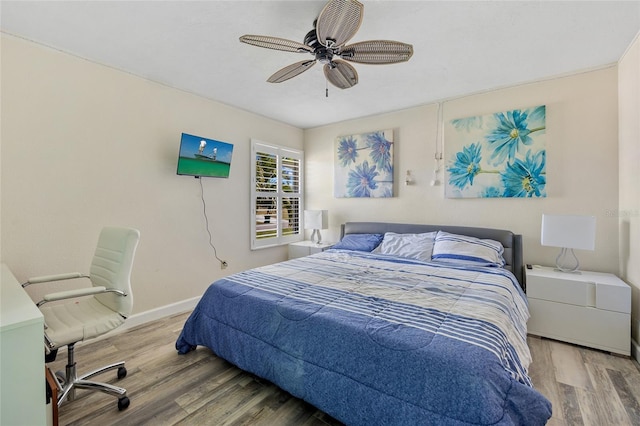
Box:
632 317 640 364
120 296 201 332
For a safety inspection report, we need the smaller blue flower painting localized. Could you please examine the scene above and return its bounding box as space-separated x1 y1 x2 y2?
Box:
446 105 546 198
335 129 394 198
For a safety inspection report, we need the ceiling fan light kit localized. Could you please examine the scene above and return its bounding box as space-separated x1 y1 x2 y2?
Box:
239 0 413 90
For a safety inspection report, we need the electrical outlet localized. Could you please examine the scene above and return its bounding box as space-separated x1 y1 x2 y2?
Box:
221 261 228 270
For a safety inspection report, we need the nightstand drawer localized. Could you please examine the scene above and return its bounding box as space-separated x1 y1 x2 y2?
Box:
527 268 631 314
527 274 595 307
596 280 631 314
528 298 630 354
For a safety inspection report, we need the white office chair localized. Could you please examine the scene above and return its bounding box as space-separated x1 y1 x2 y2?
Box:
22 227 140 411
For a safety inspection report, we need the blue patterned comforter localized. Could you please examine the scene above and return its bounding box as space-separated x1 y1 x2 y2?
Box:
176 250 552 425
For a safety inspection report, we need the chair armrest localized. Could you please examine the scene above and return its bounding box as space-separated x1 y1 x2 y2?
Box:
22 272 88 287
37 286 128 307
37 286 107 307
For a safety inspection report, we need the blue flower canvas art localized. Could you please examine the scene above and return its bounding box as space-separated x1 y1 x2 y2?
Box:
445 105 546 198
335 129 394 198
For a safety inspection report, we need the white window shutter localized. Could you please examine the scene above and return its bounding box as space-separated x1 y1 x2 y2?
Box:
251 140 303 249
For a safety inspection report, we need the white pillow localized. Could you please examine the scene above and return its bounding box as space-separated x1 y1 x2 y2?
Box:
431 231 505 267
372 232 437 262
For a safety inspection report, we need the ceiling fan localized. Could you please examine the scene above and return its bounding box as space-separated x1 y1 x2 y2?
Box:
239 0 414 91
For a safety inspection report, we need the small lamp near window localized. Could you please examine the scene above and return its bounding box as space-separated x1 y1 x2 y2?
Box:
304 210 328 244
541 214 596 273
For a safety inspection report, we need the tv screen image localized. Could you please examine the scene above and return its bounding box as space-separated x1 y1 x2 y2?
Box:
177 133 234 178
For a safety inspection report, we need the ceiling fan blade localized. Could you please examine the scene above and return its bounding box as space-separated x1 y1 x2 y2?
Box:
324 59 358 89
240 35 313 53
268 60 317 83
316 0 363 48
339 40 414 64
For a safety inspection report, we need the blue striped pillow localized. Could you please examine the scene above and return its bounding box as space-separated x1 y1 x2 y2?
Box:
332 233 384 252
431 231 505 267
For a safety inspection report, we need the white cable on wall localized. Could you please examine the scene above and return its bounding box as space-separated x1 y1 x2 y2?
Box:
431 102 444 186
198 177 227 269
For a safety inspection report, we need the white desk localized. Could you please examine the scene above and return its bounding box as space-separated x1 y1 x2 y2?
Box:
1 263 46 425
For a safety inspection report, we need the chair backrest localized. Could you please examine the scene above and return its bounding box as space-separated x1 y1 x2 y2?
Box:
90 227 140 317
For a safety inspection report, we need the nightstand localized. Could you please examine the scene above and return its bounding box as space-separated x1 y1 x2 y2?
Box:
525 265 631 355
288 241 334 259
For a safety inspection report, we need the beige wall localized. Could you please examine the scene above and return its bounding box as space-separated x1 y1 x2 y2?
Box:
0 32 632 330
618 33 640 348
0 35 303 313
304 67 620 274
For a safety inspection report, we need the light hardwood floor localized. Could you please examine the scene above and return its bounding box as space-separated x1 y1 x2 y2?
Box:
49 311 640 425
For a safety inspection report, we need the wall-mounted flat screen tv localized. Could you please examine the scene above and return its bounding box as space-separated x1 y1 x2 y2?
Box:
177 133 234 178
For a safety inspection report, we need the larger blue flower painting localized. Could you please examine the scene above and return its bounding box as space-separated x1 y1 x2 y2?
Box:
445 105 546 198
335 129 394 198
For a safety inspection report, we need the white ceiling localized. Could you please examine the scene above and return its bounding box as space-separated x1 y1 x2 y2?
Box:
2 1 639 129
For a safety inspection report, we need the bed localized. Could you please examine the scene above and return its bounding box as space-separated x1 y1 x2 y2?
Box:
176 222 552 425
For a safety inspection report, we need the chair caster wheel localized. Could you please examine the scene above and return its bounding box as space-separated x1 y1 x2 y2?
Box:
118 396 130 411
117 366 127 379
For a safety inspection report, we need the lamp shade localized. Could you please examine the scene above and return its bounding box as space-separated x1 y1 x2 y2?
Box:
541 214 596 250
304 210 328 230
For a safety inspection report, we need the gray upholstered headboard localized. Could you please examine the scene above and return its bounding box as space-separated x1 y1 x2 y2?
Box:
340 222 524 290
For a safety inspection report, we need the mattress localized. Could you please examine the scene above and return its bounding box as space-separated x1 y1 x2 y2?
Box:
176 249 552 425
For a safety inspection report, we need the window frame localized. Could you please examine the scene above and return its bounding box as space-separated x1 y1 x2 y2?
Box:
251 139 304 250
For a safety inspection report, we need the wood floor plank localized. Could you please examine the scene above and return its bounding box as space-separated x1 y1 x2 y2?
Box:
544 416 566 426
223 386 290 425
584 363 630 425
176 361 253 414
249 395 324 426
175 379 272 425
172 356 237 407
620 363 640 413
550 340 594 390
53 311 640 426
527 336 564 422
607 368 640 425
217 383 285 425
557 383 584 426
575 386 628 426
580 345 640 376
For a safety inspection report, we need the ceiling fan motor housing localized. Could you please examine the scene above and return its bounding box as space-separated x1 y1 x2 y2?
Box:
304 28 336 65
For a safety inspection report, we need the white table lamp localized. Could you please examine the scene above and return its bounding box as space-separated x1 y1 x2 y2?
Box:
541 214 596 273
304 210 328 244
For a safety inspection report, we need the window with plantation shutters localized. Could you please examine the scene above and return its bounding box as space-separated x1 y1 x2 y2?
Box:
251 139 303 249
